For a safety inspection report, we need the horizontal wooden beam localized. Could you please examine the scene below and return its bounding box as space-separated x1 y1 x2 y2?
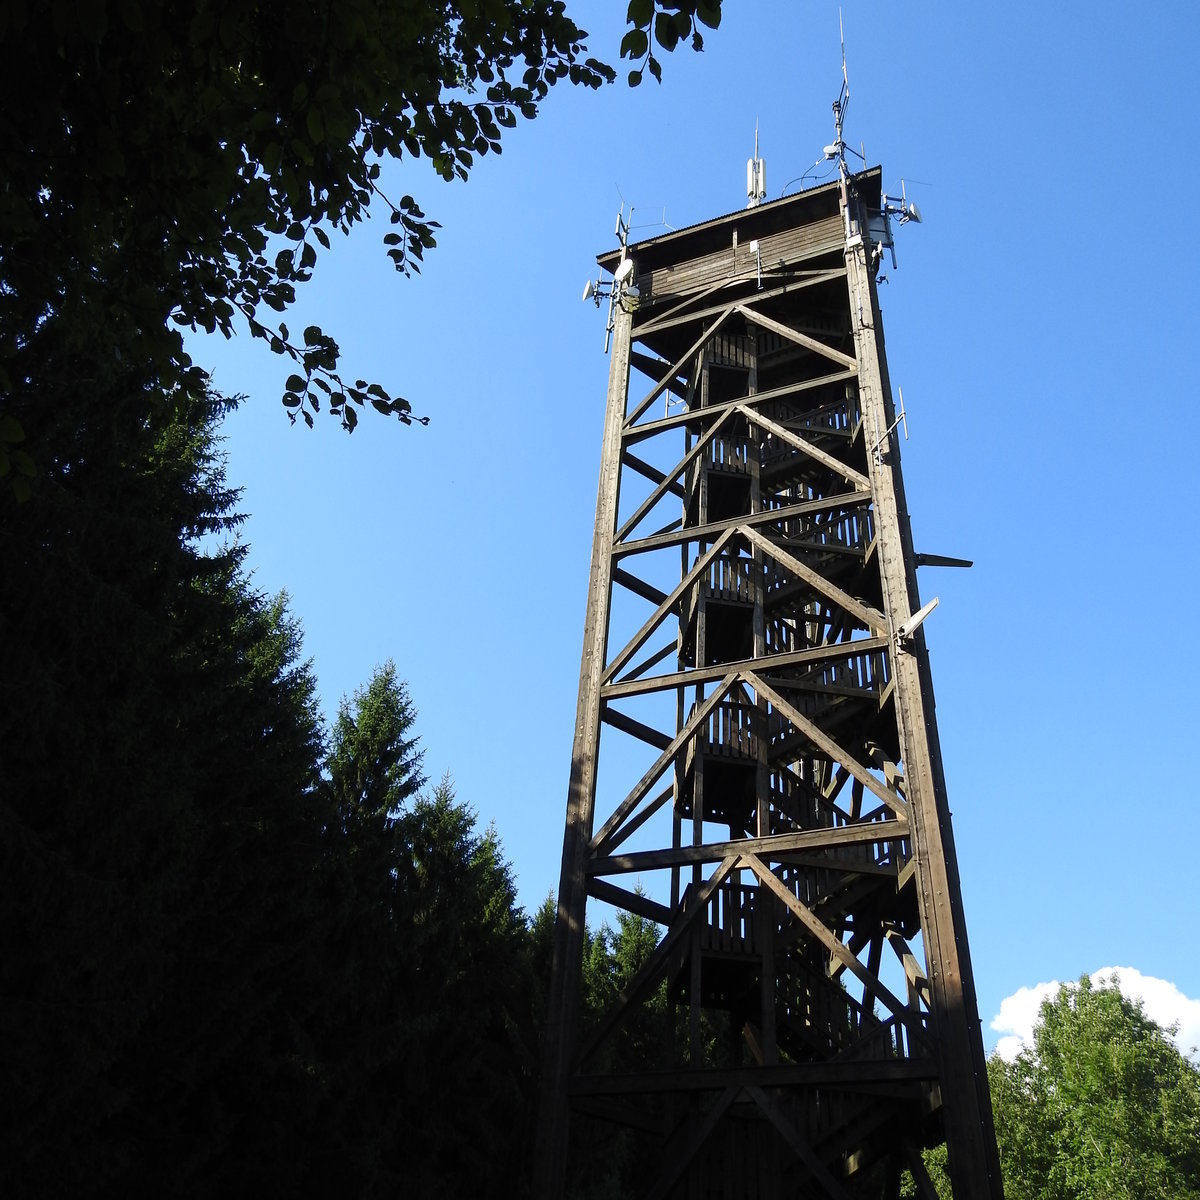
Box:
636 269 848 337
588 819 908 875
623 368 857 445
615 490 872 560
601 636 889 700
570 1058 937 1096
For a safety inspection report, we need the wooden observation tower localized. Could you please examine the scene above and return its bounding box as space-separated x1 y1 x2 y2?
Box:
535 150 1004 1199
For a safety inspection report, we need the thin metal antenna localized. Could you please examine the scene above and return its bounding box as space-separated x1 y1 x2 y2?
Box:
828 10 851 182
840 8 848 94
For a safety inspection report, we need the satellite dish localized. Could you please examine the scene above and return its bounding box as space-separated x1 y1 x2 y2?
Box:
613 258 635 285
906 201 923 224
582 279 597 302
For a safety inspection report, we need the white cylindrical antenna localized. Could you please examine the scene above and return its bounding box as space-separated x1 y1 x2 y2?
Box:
746 125 766 208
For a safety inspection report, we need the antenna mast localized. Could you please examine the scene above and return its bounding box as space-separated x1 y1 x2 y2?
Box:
831 10 850 182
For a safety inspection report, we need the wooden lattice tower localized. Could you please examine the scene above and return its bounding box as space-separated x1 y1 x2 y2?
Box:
535 168 1004 1199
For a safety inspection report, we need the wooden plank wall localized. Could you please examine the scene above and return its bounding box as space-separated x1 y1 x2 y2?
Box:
639 214 845 305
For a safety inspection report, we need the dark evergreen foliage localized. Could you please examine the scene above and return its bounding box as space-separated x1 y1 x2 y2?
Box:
0 376 327 1193
0 379 548 1195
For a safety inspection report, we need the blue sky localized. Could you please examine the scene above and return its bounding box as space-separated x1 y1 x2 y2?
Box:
192 1 1200 1052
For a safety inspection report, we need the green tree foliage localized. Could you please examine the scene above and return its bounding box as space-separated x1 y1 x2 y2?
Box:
902 976 1200 1199
1 366 550 1194
0 0 720 449
263 696 545 1198
321 667 538 1197
0 375 334 1194
393 779 535 1195
988 974 1200 1200
620 0 723 85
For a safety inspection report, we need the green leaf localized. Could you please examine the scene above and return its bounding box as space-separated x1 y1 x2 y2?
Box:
285 375 306 391
628 69 643 87
620 29 648 60
696 0 721 29
653 13 678 52
626 0 654 29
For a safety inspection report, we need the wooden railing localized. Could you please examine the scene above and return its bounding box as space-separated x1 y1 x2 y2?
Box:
699 882 758 955
697 553 756 602
705 435 751 473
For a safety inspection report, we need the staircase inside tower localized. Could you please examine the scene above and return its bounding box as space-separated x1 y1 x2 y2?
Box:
649 327 936 1196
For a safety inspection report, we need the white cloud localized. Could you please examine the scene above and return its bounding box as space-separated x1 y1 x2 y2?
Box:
990 979 1061 1062
989 966 1200 1063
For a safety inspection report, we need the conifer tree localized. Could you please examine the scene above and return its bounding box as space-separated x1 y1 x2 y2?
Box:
0 378 332 1194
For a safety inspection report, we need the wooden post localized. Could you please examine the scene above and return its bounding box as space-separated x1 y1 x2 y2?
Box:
533 297 633 1200
843 190 1005 1200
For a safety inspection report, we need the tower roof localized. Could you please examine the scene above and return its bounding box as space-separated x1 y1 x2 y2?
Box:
596 166 882 277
